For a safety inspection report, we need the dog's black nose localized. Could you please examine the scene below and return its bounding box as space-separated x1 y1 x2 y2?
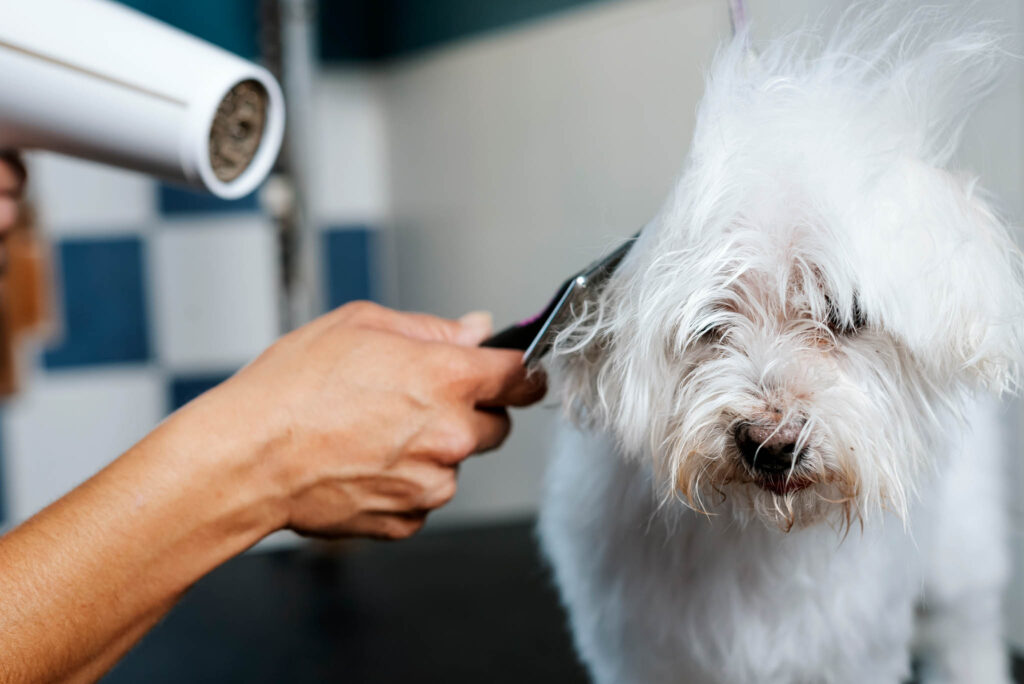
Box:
735 422 802 474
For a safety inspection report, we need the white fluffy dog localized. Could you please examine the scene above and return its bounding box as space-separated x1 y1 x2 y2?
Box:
539 6 1024 683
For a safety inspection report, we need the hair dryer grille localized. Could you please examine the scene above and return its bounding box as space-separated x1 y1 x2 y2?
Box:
0 0 285 198
209 80 269 183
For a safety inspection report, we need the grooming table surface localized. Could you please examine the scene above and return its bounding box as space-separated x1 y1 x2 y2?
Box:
103 519 588 683
102 518 1024 683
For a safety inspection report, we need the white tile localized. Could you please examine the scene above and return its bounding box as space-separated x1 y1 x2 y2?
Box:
150 217 280 372
2 366 165 521
24 152 156 235
311 70 390 225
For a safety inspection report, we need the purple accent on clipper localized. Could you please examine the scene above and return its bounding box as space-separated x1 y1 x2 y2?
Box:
481 231 639 364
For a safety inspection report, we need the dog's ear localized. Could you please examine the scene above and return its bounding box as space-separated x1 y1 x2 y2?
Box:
549 228 708 458
860 161 1024 395
837 11 1020 394
944 178 1024 394
550 263 659 455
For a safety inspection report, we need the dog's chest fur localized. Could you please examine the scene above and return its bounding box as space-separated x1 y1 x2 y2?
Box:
538 398 1005 684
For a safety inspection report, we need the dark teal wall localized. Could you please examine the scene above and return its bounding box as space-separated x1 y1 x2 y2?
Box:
116 0 611 63
318 0 612 62
116 0 261 58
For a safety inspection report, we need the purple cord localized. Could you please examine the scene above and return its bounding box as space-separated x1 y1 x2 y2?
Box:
728 0 748 37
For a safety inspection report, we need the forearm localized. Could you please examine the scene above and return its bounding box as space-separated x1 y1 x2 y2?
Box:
0 394 284 683
60 598 173 684
0 302 543 682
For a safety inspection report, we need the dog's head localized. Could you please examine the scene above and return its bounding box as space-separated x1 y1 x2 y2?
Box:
552 8 1024 530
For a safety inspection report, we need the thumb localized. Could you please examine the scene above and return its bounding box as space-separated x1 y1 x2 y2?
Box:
455 311 493 346
356 306 492 346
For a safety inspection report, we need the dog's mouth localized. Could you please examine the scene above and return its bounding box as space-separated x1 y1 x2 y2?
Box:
753 473 813 496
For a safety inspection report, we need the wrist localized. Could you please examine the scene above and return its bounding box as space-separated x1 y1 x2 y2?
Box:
139 385 291 554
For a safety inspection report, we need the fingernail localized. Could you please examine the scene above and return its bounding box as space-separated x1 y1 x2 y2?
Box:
458 311 493 344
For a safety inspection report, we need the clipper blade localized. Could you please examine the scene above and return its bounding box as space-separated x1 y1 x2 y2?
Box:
482 232 638 365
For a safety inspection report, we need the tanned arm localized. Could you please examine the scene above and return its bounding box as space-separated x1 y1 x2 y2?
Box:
0 301 545 682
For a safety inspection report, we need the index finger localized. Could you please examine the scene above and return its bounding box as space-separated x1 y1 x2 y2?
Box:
463 347 547 408
321 301 493 347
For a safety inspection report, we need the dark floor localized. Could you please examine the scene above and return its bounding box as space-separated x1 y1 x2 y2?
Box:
104 519 588 684
103 518 1024 683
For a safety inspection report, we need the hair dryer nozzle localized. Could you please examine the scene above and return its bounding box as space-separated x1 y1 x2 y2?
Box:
0 0 285 199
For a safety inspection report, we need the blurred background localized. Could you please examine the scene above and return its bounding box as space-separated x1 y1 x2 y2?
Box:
1 0 1022 681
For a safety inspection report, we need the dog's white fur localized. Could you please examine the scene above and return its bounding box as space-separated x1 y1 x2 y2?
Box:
539 6 1024 683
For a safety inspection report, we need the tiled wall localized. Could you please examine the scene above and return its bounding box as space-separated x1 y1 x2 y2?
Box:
0 116 380 530
3 161 236 518
1 157 380 523
0 3 392 527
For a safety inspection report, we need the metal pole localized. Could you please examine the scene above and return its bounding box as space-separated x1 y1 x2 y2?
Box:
277 0 321 328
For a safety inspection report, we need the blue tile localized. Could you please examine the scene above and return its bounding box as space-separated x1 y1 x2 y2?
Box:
323 227 376 310
44 238 152 369
168 373 234 412
158 184 261 217
115 0 261 59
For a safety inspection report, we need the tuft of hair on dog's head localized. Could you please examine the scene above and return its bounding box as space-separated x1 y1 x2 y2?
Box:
550 3 1024 532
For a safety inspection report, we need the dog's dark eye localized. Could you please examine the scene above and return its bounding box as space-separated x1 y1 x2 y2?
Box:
825 296 867 335
696 323 724 342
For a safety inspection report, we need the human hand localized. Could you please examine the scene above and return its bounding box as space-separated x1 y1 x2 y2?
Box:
185 301 546 540
0 300 543 682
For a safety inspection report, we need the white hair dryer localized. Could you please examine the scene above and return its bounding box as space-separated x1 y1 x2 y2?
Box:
0 0 285 199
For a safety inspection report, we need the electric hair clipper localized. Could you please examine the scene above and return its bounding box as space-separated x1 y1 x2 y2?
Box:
482 232 639 364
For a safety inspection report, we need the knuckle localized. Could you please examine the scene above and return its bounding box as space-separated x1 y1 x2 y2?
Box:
526 373 548 401
497 415 512 442
339 300 379 322
376 518 403 540
431 471 459 507
438 417 477 461
440 482 458 506
478 414 511 454
385 516 425 540
415 414 476 462
436 347 477 385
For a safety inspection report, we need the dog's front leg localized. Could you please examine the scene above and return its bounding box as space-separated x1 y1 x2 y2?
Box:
914 400 1012 684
